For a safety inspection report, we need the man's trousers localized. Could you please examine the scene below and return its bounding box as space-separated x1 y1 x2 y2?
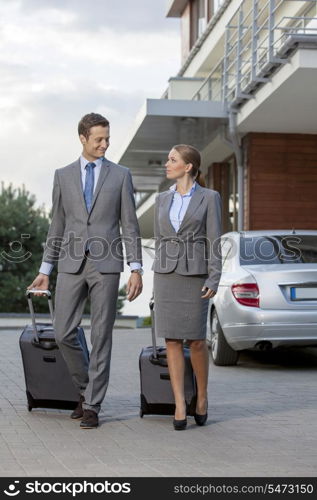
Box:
53 255 120 414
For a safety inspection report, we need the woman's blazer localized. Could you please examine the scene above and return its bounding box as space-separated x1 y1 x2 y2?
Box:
152 183 222 292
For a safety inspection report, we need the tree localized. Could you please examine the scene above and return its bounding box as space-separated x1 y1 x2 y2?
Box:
0 183 51 313
0 182 128 316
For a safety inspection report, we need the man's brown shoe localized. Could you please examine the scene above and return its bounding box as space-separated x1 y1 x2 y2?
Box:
70 395 85 419
80 409 99 429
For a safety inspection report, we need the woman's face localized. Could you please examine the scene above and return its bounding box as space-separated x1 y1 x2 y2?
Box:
165 148 192 180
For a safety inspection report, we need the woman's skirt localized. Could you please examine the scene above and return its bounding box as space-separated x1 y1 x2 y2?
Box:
153 271 209 340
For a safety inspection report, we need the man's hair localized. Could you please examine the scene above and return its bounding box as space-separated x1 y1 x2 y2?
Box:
78 113 109 139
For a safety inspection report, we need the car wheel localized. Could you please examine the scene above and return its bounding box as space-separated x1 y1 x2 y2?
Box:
210 308 239 366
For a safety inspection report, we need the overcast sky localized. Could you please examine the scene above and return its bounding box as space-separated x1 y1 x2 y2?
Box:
0 0 180 316
0 0 180 208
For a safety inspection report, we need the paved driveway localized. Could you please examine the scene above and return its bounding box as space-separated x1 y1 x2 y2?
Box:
1 328 317 477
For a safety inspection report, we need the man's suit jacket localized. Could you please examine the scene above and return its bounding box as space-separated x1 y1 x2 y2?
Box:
152 183 222 291
42 158 142 273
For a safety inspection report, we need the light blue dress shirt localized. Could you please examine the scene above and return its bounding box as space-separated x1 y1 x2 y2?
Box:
39 155 141 275
169 182 197 232
80 155 104 192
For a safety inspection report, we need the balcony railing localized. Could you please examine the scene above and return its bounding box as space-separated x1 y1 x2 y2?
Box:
193 59 224 102
192 0 317 108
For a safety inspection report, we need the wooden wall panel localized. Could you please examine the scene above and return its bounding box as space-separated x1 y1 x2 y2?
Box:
243 133 317 230
207 162 230 233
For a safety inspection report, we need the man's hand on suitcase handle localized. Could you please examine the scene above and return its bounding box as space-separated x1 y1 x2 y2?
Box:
27 273 50 297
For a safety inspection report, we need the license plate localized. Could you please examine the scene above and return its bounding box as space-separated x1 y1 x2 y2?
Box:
290 287 317 300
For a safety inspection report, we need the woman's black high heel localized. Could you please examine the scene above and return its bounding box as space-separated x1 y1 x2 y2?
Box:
194 399 208 426
194 412 208 426
173 418 187 430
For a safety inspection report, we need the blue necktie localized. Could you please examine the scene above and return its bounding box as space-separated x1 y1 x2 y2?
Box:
84 162 95 212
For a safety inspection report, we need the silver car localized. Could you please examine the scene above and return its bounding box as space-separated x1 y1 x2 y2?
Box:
209 230 317 365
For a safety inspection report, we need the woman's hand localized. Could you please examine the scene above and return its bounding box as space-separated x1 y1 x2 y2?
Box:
201 286 216 299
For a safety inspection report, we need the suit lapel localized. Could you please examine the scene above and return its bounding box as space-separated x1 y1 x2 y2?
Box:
89 159 111 215
72 159 88 215
178 184 205 232
160 184 205 235
160 190 177 234
72 158 112 217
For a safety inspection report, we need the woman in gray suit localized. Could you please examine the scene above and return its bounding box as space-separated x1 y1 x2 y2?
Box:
152 144 222 430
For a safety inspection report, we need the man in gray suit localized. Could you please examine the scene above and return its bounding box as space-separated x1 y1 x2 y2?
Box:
28 113 143 428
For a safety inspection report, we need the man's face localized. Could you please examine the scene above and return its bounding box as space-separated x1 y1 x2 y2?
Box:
80 125 110 160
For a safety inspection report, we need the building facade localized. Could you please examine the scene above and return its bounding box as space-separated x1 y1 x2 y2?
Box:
117 0 317 237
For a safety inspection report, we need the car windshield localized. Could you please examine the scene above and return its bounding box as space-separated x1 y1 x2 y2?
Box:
240 235 317 265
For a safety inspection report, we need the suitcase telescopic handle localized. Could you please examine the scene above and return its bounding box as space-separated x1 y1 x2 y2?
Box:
149 296 158 359
150 354 168 367
26 289 55 344
31 338 57 350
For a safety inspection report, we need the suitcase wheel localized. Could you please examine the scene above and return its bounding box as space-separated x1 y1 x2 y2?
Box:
26 391 35 412
140 394 149 417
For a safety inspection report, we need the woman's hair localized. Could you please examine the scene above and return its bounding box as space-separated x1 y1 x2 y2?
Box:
172 144 206 187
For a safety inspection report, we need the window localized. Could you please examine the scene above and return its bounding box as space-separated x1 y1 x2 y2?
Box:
221 238 234 272
190 0 226 47
240 235 317 266
190 0 209 47
207 0 213 21
213 0 226 13
198 0 206 36
228 156 238 232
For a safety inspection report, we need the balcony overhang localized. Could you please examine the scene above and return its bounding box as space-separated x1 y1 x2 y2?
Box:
237 42 317 134
166 0 188 17
116 98 227 193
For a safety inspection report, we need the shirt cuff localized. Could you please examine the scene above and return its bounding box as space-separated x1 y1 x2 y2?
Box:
129 262 142 271
39 262 54 276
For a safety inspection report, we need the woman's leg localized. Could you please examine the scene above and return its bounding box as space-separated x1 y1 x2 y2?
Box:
188 340 209 414
165 338 186 420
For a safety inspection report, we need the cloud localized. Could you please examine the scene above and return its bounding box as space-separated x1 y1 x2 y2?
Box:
0 1 180 314
0 0 180 210
17 0 177 33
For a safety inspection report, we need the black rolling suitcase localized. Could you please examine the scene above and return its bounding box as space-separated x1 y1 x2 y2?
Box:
139 297 197 417
20 289 89 412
